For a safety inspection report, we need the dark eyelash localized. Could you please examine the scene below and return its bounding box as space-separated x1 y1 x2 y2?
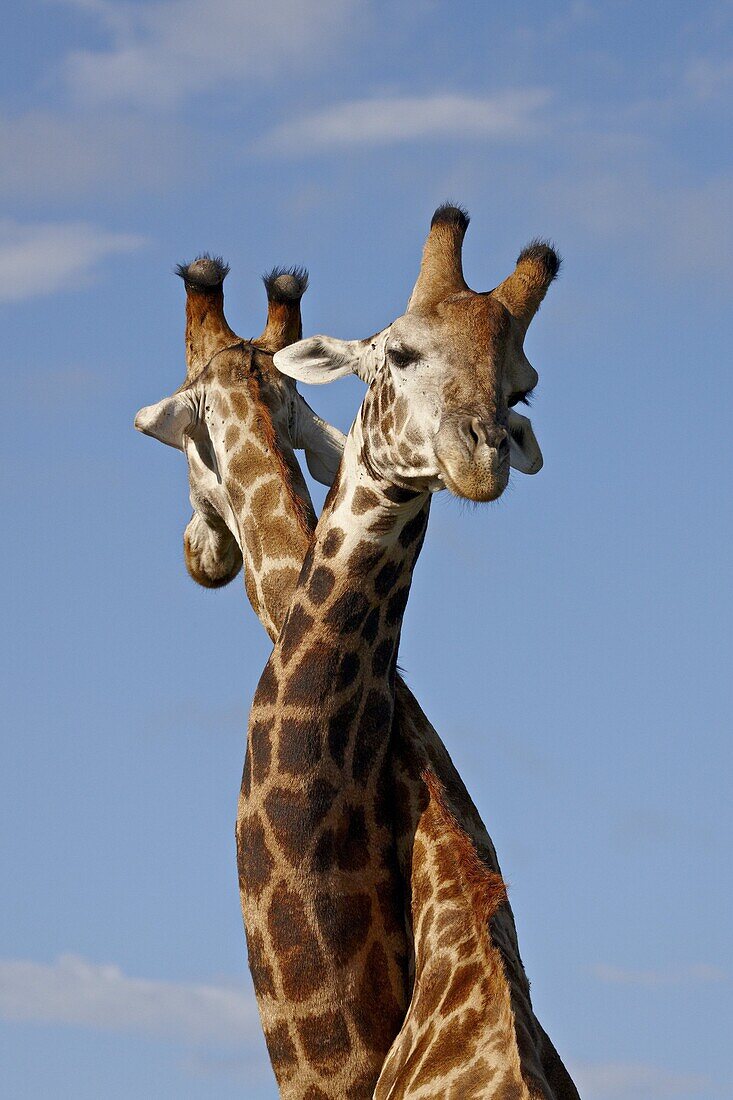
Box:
510 386 535 407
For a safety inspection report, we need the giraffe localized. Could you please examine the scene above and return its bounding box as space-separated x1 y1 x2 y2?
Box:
266 203 578 1100
134 212 578 1098
178 255 315 586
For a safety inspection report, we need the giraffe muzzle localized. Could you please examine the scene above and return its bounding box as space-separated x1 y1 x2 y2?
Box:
434 418 510 503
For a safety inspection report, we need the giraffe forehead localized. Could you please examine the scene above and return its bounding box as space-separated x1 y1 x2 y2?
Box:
434 301 510 374
392 292 509 350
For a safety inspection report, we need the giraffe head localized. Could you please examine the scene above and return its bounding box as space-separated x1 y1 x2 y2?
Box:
275 204 558 503
135 259 344 594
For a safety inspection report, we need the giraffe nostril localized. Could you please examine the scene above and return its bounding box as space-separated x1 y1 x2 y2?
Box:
468 417 487 449
463 420 510 462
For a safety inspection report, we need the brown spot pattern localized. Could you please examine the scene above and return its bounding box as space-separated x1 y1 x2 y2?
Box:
249 720 272 785
253 661 278 707
327 687 363 768
371 637 395 678
265 779 337 865
237 814 274 898
315 890 372 966
361 607 381 644
336 650 361 690
325 591 370 633
321 527 345 557
247 928 277 1000
298 1009 351 1068
267 887 325 1002
282 645 339 706
278 717 321 774
334 804 370 871
354 942 405 1051
352 689 392 784
351 486 380 514
280 602 314 666
307 565 336 604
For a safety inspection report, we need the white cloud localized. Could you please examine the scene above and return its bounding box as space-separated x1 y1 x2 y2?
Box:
593 963 727 987
60 0 358 109
572 1062 712 1098
0 221 145 302
258 89 551 155
0 955 260 1046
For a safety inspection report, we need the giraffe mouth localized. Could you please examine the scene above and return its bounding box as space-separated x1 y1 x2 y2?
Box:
435 451 509 502
434 421 510 503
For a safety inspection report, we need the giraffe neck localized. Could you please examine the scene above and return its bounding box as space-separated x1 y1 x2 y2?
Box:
237 421 432 1099
203 352 316 639
305 417 431 617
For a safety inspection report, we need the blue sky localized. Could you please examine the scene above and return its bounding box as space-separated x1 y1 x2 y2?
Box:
1 1 732 1097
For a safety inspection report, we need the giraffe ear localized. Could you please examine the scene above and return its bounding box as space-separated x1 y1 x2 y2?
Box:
508 409 543 474
275 336 377 386
134 394 196 451
293 394 346 486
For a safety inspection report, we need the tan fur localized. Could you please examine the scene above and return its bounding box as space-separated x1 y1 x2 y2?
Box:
257 299 302 352
409 218 469 309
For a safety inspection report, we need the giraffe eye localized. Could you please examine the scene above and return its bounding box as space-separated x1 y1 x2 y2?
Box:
388 346 417 368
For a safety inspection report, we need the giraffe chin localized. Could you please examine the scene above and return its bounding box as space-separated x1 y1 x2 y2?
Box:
183 512 243 589
435 452 510 503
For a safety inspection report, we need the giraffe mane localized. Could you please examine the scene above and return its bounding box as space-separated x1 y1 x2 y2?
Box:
244 365 314 543
421 768 507 924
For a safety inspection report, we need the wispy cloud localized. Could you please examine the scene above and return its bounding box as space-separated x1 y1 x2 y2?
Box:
572 1061 714 1098
685 54 733 102
59 0 358 109
0 221 144 302
593 963 727 988
0 955 259 1046
0 109 192 201
258 89 551 155
547 170 733 281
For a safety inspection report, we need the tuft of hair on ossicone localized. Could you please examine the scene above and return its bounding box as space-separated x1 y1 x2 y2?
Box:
175 254 230 290
262 266 309 304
